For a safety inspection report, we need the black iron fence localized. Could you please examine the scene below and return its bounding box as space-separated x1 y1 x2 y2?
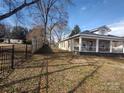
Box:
0 45 13 79
0 44 32 79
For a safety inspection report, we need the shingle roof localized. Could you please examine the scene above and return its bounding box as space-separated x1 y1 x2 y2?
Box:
80 30 119 38
90 25 111 33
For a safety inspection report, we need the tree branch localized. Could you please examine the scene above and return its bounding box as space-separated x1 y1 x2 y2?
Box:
0 0 40 20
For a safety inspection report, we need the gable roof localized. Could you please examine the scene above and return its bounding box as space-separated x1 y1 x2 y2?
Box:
79 25 119 38
80 30 119 38
90 25 111 33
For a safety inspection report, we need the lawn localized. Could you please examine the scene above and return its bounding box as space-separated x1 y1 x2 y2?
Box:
0 49 124 93
0 44 31 80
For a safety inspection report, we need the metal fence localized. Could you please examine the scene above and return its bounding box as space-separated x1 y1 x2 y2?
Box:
0 44 32 79
0 45 13 79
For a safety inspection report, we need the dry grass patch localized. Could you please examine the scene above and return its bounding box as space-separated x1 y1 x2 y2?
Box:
0 50 124 93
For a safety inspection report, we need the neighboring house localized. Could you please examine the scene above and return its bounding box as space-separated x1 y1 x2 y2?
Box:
59 26 124 54
4 38 23 44
26 26 45 53
26 26 44 41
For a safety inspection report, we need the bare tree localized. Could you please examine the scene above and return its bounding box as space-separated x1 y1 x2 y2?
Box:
52 25 71 43
47 6 68 45
35 0 57 43
34 0 70 44
0 0 72 46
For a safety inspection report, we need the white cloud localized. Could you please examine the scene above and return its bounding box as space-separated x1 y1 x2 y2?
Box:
108 20 124 37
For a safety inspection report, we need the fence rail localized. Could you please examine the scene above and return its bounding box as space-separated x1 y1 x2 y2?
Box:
0 44 32 79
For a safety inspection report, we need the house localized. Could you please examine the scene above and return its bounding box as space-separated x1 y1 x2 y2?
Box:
26 26 45 53
59 26 124 55
4 38 23 44
26 26 44 41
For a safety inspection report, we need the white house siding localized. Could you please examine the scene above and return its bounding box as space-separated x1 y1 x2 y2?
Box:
112 41 123 53
59 42 64 50
65 41 68 50
59 41 69 51
68 40 73 51
4 39 23 44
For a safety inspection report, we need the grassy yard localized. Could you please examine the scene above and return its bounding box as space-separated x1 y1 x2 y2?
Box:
0 49 124 93
0 44 32 82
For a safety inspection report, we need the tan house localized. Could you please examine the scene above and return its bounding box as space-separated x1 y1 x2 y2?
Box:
26 26 44 41
26 26 45 53
59 26 124 55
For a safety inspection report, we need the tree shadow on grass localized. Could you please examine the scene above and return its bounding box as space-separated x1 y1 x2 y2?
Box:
67 63 104 93
0 51 102 93
0 59 97 93
14 60 45 69
0 61 45 93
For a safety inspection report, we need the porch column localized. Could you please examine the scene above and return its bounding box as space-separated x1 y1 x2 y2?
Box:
110 40 113 53
96 39 99 52
71 39 74 51
79 37 82 52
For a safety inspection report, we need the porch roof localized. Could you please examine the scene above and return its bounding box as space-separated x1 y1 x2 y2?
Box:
61 33 124 42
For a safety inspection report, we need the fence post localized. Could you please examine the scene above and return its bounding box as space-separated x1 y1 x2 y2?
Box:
11 45 14 69
25 44 28 59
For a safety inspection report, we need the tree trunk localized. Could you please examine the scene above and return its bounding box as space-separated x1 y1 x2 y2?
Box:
50 30 52 46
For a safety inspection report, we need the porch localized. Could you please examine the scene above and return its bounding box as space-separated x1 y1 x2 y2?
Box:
73 37 124 54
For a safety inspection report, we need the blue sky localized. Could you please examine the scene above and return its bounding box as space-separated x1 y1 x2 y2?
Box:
67 0 124 36
1 0 124 36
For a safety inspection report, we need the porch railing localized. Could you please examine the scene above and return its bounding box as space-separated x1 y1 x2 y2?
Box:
82 46 96 52
74 46 79 51
74 45 124 54
74 46 96 52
